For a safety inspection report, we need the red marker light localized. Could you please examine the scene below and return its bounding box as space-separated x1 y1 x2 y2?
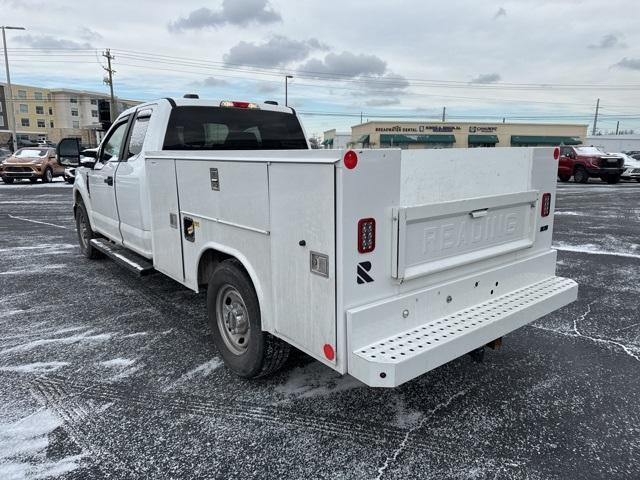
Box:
553 148 560 160
541 193 552 217
357 218 376 253
323 344 335 361
344 150 358 169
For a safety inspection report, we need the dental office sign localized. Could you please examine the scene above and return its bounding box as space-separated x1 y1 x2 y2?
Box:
375 125 462 133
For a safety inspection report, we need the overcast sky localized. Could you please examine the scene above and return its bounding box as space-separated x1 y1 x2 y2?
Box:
1 0 640 136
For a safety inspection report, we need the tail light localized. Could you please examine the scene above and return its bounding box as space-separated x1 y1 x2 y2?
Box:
358 218 376 253
220 101 259 109
541 193 551 217
344 150 358 169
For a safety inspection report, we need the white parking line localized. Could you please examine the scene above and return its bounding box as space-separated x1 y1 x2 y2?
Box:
7 214 70 230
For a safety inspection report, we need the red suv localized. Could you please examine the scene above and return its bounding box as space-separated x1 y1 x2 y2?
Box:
558 146 625 184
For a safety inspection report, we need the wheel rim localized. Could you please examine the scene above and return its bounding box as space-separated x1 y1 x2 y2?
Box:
46 169 52 182
216 284 250 355
77 211 90 250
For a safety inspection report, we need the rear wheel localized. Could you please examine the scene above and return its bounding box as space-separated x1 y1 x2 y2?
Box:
601 174 620 184
2 177 14 184
75 200 103 259
207 259 290 378
558 174 571 182
573 167 589 184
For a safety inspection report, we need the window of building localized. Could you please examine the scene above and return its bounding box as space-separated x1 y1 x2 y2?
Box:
37 119 46 128
91 99 97 105
34 92 43 100
72 121 80 129
47 93 52 101
21 118 30 127
17 90 27 99
70 97 78 103
91 110 98 118
71 109 79 117
48 107 53 115
50 121 54 128
0 103 2 113
36 106 44 115
19 104 28 113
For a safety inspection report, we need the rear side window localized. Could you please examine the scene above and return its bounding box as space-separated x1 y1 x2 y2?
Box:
163 106 307 150
128 109 152 158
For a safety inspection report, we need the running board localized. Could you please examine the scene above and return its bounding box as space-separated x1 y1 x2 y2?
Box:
90 238 155 276
348 276 578 387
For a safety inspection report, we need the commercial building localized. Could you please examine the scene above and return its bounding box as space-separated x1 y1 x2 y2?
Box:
0 82 139 148
321 129 351 149
347 121 588 149
585 135 640 153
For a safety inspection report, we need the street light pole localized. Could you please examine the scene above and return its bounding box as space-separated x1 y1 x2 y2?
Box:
285 75 293 106
1 26 25 152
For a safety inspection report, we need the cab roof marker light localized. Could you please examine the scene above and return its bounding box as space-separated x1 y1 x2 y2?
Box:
220 101 259 109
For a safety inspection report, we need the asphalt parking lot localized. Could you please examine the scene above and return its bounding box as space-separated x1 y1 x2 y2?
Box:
0 179 639 480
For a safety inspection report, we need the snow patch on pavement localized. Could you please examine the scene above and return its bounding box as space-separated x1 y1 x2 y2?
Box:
0 265 68 276
0 362 69 374
163 358 223 391
0 409 84 479
276 362 365 399
554 211 582 216
0 330 113 355
554 242 640 259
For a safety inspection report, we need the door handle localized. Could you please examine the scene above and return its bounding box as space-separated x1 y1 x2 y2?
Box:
104 176 113 186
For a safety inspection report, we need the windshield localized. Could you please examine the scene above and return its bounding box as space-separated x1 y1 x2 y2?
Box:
15 148 47 157
163 106 308 150
575 146 605 155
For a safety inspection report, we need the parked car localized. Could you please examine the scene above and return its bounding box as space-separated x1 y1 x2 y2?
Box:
614 153 640 182
37 140 56 148
0 147 12 162
557 146 625 184
64 147 98 184
0 147 64 184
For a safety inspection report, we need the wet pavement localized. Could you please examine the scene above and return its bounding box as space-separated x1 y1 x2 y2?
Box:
0 179 639 479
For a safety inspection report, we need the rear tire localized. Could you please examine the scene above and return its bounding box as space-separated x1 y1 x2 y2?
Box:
207 259 290 378
75 200 103 259
558 174 571 182
601 174 620 184
2 177 14 184
573 167 589 184
43 167 53 183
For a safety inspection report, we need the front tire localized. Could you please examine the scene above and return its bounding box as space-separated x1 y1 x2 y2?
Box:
207 259 290 378
43 167 53 183
75 200 103 259
573 167 589 184
2 177 14 184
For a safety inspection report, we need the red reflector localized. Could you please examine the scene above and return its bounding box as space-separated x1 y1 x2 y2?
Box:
553 148 560 160
323 344 335 361
220 100 258 109
344 150 358 169
541 193 551 217
358 218 376 253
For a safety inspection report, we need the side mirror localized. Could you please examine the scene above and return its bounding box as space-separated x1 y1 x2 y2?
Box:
56 138 81 166
80 157 97 168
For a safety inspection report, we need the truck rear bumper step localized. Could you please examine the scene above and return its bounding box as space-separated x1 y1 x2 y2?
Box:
348 276 577 387
90 238 155 276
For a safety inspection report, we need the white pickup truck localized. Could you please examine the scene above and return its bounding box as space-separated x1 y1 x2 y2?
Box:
57 96 578 387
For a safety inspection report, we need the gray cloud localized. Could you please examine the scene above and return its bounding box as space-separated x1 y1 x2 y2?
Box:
360 73 409 93
16 34 92 50
192 77 230 87
78 27 102 41
169 0 281 31
493 7 506 19
471 73 501 84
224 36 326 67
300 51 387 78
365 98 400 107
588 34 625 49
256 82 280 94
614 58 640 70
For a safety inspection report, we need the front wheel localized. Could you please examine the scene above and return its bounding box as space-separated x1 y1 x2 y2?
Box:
207 259 290 378
601 174 620 184
75 201 103 259
2 177 14 184
43 167 53 183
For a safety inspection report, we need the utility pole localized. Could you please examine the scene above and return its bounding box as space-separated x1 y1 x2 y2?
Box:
615 121 619 135
360 111 363 124
592 98 600 136
1 25 26 152
102 49 116 122
442 106 446 122
285 75 293 106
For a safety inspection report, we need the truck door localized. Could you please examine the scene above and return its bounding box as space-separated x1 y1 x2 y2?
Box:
558 146 573 177
115 107 154 257
88 117 129 242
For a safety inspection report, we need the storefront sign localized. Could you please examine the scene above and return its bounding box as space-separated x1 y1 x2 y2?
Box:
375 125 461 133
469 126 498 133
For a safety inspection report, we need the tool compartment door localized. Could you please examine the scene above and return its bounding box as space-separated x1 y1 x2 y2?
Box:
393 190 538 281
269 163 336 365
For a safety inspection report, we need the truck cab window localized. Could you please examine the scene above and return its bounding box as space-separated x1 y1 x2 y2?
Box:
100 121 128 163
128 111 152 158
